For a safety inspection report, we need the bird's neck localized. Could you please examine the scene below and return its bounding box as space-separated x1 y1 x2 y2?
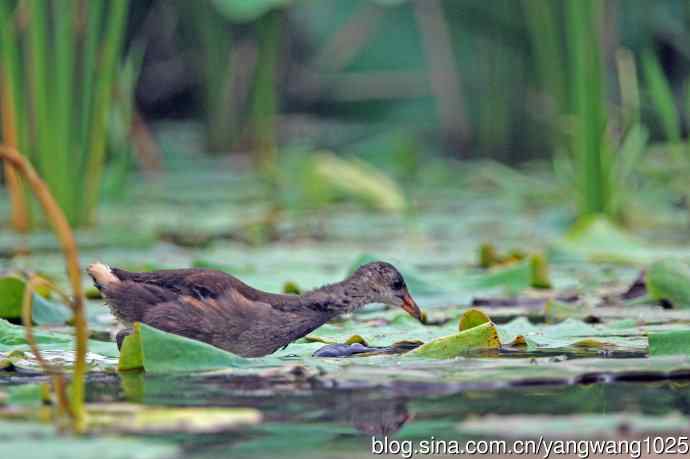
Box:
300 276 370 314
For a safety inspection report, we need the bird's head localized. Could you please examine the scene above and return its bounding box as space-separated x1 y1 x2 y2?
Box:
351 261 423 322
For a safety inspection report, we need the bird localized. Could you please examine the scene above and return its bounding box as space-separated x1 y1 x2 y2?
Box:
87 261 423 358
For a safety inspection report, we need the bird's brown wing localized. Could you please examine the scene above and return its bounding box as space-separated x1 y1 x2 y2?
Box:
110 267 258 301
140 288 314 357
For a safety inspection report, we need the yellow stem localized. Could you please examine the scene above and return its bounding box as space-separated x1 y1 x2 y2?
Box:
0 145 87 432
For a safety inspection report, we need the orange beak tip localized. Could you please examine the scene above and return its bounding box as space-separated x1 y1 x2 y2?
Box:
401 294 424 323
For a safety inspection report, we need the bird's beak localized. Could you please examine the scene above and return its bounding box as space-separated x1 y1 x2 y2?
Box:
400 292 423 322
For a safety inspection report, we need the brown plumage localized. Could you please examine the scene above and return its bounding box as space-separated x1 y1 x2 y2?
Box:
87 261 423 358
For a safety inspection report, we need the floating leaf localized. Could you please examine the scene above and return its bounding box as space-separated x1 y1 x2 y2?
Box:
544 299 590 323
118 327 144 372
461 260 531 293
6 383 48 407
406 322 501 359
0 318 71 349
0 276 71 325
0 319 118 358
554 216 652 264
477 243 526 269
0 277 24 318
646 260 690 309
458 308 491 331
649 330 690 356
119 322 250 373
30 293 71 325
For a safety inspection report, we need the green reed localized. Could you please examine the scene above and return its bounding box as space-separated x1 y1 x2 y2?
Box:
0 0 129 227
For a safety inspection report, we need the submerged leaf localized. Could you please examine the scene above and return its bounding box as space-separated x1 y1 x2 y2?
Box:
0 420 177 458
406 322 501 359
88 403 261 433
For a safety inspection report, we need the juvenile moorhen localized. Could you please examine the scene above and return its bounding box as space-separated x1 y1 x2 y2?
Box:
87 261 423 357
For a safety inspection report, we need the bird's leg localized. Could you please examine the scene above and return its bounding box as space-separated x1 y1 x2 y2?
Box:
115 328 134 350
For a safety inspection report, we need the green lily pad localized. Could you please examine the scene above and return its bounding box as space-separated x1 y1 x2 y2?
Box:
646 260 690 309
649 329 690 356
460 260 531 294
553 215 652 264
0 277 24 318
0 276 71 325
5 383 47 407
119 322 250 373
405 322 501 359
0 319 118 358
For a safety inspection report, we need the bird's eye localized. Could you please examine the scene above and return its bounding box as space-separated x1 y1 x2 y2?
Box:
392 279 404 290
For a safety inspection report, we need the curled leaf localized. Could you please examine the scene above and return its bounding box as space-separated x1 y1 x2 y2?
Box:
405 322 501 359
458 308 491 331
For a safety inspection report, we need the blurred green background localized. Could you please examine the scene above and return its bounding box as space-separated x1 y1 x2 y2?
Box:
1 0 690 230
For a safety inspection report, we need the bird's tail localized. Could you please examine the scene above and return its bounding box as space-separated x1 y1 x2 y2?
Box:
87 262 119 291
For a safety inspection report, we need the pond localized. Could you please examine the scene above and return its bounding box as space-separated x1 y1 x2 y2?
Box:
2 157 690 458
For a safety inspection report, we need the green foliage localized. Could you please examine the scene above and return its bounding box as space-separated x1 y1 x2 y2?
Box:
649 329 690 356
458 308 491 331
0 319 118 357
276 150 407 212
119 322 249 373
0 0 130 226
0 276 71 325
6 383 46 407
642 50 682 150
646 260 690 309
554 215 652 264
564 0 608 217
405 321 501 359
212 0 289 22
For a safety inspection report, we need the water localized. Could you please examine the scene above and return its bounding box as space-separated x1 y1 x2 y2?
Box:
75 370 690 459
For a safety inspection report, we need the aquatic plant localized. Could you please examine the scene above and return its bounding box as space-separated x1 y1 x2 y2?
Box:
0 0 129 228
0 145 88 432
